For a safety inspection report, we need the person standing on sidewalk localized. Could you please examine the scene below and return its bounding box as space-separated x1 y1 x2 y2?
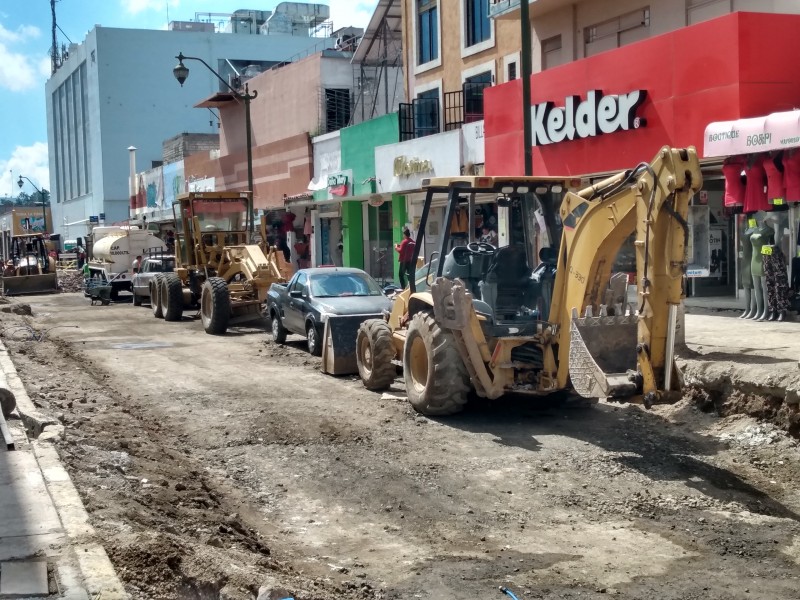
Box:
394 228 415 289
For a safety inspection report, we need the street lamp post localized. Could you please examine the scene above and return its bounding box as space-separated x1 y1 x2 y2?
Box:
172 52 257 241
17 175 48 234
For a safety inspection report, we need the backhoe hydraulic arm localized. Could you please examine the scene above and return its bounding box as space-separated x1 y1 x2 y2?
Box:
548 146 703 404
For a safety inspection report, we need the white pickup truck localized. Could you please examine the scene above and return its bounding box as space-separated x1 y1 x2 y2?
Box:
130 255 176 306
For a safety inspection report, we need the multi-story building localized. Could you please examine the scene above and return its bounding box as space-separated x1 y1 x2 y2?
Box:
480 1 800 304
45 3 336 241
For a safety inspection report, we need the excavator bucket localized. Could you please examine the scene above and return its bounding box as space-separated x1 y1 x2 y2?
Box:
1 273 59 296
321 314 384 375
568 307 639 399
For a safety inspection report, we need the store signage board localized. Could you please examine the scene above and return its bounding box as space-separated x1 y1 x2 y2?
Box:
531 90 647 146
704 110 800 157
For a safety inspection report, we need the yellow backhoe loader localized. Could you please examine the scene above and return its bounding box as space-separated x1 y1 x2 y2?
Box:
348 146 702 415
1 234 59 295
150 191 291 334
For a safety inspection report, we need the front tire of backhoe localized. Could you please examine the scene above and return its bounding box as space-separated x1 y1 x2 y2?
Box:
161 273 184 322
403 311 470 416
357 319 396 391
201 277 230 335
151 274 164 318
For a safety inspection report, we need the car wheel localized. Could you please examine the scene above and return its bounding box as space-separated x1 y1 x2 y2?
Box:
133 290 143 306
271 310 287 344
306 322 322 356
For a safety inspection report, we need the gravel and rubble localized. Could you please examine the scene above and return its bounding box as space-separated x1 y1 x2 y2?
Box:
1 293 799 599
57 269 85 293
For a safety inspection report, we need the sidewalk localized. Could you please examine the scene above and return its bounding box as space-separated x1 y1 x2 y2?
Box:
0 341 126 599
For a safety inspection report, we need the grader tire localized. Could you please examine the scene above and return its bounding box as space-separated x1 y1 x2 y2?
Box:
356 319 396 391
161 273 184 322
201 277 230 335
403 311 470 416
151 274 164 318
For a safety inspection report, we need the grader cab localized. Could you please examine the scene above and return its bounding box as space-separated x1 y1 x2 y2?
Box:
150 191 291 334
351 147 702 415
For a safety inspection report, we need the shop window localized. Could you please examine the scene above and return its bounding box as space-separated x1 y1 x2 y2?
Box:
506 60 517 81
542 35 563 70
324 88 351 133
584 7 650 57
418 0 439 65
465 0 490 47
687 0 730 25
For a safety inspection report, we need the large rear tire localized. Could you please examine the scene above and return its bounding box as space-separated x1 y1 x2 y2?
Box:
403 311 470 416
201 277 230 335
161 273 184 322
357 319 396 391
151 274 164 318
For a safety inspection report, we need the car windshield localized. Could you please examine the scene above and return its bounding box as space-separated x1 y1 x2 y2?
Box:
310 273 383 298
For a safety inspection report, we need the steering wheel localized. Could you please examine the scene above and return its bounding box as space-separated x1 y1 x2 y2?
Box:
467 241 496 255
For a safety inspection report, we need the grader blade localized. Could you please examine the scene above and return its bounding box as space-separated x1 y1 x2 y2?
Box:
568 308 638 399
322 314 385 375
2 273 59 296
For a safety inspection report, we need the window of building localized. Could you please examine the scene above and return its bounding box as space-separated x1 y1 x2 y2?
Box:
324 89 351 133
687 0 730 25
541 35 563 70
415 88 440 138
584 7 650 57
52 60 91 204
418 0 439 65
465 0 490 47
464 71 492 122
507 60 517 81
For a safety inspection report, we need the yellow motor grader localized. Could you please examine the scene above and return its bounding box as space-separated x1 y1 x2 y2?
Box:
150 191 291 334
347 146 702 415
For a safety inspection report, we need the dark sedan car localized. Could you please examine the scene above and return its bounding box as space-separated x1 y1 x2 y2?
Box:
266 268 392 355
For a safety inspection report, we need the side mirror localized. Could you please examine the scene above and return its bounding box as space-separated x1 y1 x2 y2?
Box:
289 289 303 298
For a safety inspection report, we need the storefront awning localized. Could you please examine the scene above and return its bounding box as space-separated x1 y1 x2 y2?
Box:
704 110 800 157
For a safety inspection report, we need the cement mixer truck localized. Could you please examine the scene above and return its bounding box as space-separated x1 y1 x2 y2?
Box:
87 226 166 300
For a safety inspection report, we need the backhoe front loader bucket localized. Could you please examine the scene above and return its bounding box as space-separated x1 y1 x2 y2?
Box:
322 314 384 375
568 308 639 399
1 273 59 296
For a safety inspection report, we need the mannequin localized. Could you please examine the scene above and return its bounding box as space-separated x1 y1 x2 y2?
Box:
749 216 773 321
739 218 757 318
762 213 791 321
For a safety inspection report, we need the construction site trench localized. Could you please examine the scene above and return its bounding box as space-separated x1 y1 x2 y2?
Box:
2 292 800 600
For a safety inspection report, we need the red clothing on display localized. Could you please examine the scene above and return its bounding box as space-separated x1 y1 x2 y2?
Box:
279 212 296 234
743 155 770 213
783 150 800 202
763 154 786 203
722 156 745 207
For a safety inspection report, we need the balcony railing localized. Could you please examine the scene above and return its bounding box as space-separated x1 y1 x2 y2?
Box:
489 0 521 19
400 81 490 141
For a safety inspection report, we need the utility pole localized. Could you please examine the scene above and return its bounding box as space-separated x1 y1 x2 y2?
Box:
520 0 533 176
51 0 58 74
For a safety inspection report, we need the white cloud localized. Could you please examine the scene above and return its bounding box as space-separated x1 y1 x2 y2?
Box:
0 22 47 92
0 143 50 200
329 1 378 30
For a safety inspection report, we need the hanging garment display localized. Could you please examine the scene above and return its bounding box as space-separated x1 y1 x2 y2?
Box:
722 156 746 207
784 149 800 202
763 152 786 204
743 155 770 213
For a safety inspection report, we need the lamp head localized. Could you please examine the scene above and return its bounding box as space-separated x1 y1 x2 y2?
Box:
16 176 23 190
173 53 189 86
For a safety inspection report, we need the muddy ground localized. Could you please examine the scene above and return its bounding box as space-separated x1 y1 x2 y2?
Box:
2 292 800 600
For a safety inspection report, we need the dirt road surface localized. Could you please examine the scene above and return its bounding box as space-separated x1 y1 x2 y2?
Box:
2 292 800 600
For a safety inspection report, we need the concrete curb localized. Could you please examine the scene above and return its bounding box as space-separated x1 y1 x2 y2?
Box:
0 340 128 599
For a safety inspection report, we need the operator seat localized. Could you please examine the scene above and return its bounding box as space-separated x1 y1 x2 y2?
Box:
531 247 558 321
479 244 532 322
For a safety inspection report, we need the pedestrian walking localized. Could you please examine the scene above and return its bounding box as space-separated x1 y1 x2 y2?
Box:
394 228 416 289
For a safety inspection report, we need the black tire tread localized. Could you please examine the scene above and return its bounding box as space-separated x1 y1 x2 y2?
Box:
403 311 470 416
201 277 231 335
151 274 164 318
162 273 184 322
357 319 396 390
270 307 287 343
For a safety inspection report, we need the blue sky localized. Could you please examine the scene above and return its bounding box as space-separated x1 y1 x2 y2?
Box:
0 0 377 199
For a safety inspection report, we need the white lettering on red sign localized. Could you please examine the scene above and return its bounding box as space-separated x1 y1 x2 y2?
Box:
531 90 647 146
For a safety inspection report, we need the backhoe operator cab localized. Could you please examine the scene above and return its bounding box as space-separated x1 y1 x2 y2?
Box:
354 147 702 416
